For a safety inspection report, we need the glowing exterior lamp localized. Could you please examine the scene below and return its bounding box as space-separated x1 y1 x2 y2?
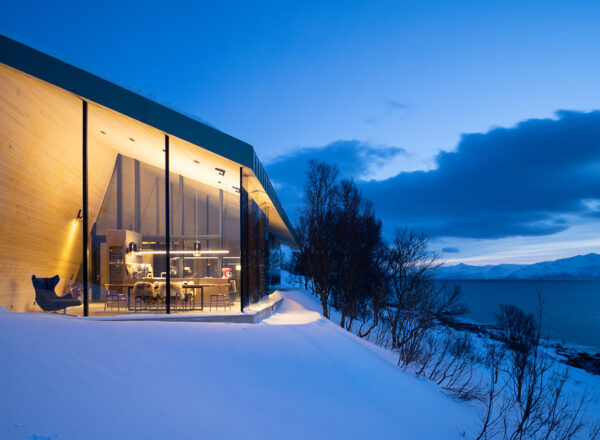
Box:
193 241 201 257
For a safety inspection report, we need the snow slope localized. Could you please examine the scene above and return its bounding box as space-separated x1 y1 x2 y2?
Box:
0 290 476 440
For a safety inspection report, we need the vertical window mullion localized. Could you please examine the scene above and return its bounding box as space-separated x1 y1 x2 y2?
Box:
82 100 89 317
240 167 247 312
165 134 171 314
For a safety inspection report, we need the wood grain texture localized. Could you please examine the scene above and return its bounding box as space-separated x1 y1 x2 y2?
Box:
0 63 82 311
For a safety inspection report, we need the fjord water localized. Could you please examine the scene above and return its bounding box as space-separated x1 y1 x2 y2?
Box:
449 280 600 352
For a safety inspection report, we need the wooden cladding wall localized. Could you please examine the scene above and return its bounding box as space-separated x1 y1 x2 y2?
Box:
0 63 83 312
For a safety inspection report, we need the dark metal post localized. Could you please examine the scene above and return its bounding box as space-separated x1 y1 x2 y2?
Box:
240 167 247 312
116 155 122 229
82 100 89 317
219 188 223 275
179 175 185 236
165 135 171 313
206 194 210 277
134 160 141 232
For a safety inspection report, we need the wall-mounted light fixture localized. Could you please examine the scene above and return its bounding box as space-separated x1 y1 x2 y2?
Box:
77 209 83 219
127 242 138 254
215 167 225 176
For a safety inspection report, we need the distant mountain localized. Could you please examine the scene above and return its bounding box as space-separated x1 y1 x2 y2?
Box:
436 253 600 280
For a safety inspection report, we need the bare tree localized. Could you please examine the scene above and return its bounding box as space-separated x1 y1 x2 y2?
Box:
291 160 340 318
383 229 466 366
290 163 387 325
330 179 385 332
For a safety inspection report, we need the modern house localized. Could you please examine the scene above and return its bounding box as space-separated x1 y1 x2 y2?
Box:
0 34 296 317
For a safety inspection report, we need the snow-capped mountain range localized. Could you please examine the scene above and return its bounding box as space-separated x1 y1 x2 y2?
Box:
437 253 600 280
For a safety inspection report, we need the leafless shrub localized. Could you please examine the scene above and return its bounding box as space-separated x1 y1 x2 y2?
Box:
588 422 600 440
495 304 538 404
475 342 511 440
475 300 597 440
415 331 483 401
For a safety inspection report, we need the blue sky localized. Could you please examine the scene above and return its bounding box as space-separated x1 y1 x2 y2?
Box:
2 1 600 264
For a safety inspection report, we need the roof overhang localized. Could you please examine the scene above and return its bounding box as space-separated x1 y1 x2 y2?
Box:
0 34 297 248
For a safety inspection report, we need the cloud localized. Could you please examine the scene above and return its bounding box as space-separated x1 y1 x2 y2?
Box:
268 110 600 241
442 247 460 253
266 140 406 216
365 98 410 125
361 110 600 239
383 98 409 113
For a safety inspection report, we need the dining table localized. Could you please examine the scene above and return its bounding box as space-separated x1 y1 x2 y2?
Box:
104 281 224 312
180 283 220 310
104 283 135 310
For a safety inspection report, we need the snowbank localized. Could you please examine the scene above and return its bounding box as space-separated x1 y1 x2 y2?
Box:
0 290 477 439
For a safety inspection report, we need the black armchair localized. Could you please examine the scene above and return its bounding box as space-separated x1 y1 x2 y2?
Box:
31 275 82 313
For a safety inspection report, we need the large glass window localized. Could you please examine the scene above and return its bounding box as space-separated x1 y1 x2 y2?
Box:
268 237 283 291
86 105 244 316
168 137 241 313
241 171 271 307
87 103 167 315
0 63 83 313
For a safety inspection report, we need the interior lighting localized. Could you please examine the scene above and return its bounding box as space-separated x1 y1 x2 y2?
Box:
138 250 230 255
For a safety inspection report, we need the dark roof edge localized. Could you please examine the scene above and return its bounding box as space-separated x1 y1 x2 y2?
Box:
0 33 297 246
251 151 298 247
0 34 254 167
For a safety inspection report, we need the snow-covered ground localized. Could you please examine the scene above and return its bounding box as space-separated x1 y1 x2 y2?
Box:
0 289 477 440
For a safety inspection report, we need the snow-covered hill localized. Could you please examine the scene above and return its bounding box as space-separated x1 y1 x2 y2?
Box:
437 253 600 280
0 290 476 440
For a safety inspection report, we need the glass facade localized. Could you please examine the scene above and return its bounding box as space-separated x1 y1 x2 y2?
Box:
0 60 290 316
87 103 168 315
241 171 283 308
167 136 242 313
268 237 283 292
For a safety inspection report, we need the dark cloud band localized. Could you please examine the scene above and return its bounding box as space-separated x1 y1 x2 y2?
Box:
267 110 600 240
